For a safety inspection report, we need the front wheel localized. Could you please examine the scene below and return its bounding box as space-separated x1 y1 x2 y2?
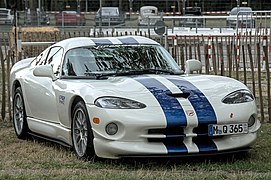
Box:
13 87 29 139
71 101 95 159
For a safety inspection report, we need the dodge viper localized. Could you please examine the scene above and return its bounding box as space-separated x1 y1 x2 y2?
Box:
10 36 261 159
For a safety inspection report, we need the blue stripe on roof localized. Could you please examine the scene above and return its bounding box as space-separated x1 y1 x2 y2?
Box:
167 77 217 125
134 76 187 127
118 37 139 44
91 39 113 45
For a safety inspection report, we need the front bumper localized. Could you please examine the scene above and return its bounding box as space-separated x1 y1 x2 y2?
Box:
86 104 260 159
93 132 258 159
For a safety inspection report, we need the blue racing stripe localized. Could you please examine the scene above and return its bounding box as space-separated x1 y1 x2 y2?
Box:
91 39 112 45
118 37 139 44
165 141 188 154
134 76 188 154
167 77 217 125
193 137 217 152
134 76 187 127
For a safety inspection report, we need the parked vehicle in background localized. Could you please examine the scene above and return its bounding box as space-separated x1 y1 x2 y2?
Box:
179 7 203 27
95 7 125 26
226 7 255 28
0 8 14 24
55 11 85 26
138 6 160 26
24 10 50 25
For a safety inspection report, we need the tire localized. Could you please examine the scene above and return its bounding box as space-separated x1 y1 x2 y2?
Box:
13 87 29 139
71 101 95 159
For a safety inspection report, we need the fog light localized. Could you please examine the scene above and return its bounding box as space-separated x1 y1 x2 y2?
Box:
248 115 256 127
105 123 118 135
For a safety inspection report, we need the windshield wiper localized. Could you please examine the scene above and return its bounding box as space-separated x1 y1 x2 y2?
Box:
142 69 183 75
84 69 183 80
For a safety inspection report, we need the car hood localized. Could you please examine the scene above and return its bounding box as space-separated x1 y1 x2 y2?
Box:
66 74 249 106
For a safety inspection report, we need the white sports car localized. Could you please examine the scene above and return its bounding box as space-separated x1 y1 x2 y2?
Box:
10 36 261 159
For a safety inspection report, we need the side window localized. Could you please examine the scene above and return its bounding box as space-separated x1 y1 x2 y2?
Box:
33 48 49 66
46 47 64 75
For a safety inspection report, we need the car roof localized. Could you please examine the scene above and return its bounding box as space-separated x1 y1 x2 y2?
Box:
100 7 119 10
140 6 158 11
231 7 252 11
54 36 160 50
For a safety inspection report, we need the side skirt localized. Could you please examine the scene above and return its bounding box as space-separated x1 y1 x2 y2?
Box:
27 117 72 146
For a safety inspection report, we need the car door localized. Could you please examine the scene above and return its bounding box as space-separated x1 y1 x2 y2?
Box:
23 46 63 123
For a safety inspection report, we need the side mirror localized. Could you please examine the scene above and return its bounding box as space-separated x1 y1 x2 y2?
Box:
185 59 202 74
33 65 57 80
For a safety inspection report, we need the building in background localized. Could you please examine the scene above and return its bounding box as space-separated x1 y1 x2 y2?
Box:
1 0 270 13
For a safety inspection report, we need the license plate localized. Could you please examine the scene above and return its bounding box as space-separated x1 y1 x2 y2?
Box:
208 123 248 136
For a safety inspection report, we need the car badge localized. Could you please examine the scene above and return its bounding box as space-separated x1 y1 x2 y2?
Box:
186 110 195 116
59 95 65 104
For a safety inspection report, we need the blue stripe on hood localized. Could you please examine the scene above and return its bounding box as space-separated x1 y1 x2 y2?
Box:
134 77 187 127
167 77 217 125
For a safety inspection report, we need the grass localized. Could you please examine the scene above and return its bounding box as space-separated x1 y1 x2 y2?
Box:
0 121 270 179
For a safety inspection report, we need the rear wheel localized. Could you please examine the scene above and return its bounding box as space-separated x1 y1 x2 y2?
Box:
13 87 29 139
71 101 95 159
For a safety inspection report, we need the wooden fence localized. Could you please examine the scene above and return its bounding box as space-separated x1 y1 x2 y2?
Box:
0 28 271 123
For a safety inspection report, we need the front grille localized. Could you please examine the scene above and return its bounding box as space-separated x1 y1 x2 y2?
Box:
193 125 209 136
148 127 185 142
147 125 223 145
0 15 8 18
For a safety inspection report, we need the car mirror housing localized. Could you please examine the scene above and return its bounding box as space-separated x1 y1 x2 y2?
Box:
33 65 57 80
185 59 202 74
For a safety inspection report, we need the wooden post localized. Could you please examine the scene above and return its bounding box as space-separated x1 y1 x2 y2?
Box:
180 45 185 71
189 36 192 59
263 36 271 122
242 44 247 85
227 41 232 77
196 36 202 74
218 42 224 76
256 43 264 122
204 44 209 74
184 36 188 61
247 44 256 97
7 50 12 121
212 41 217 75
0 45 6 121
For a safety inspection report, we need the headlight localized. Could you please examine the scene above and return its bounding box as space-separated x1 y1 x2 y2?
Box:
222 89 254 104
95 97 146 109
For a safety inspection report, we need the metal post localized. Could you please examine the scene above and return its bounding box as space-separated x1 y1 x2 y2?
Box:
182 0 186 15
61 11 64 33
38 0 41 26
99 0 102 34
129 0 132 19
85 0 88 12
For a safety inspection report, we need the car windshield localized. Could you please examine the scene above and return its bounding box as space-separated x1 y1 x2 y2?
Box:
142 9 157 15
62 45 183 78
101 8 119 16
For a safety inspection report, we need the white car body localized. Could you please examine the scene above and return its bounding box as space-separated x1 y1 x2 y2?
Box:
0 8 14 24
10 36 260 159
226 7 255 28
138 6 160 26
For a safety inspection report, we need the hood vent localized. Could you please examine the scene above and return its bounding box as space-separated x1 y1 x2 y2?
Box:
167 92 190 99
